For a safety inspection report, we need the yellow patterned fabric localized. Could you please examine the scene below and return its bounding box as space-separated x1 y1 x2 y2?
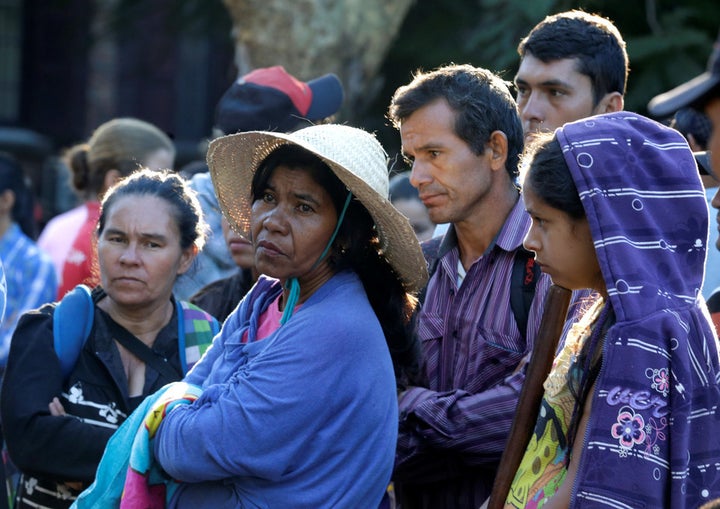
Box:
505 302 604 508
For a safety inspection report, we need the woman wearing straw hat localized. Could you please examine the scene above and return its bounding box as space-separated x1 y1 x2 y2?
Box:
151 124 428 507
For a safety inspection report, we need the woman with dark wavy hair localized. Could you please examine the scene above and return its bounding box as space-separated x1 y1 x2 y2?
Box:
151 124 427 508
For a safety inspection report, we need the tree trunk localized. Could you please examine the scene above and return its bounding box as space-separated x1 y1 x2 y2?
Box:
221 0 414 122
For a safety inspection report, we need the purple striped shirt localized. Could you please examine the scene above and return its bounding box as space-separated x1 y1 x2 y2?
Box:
394 198 552 508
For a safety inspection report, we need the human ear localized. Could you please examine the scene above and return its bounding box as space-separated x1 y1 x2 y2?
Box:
177 244 199 275
487 130 509 172
595 92 624 114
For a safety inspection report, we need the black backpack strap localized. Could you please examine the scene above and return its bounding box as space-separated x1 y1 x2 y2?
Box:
105 318 182 380
419 237 540 341
510 248 541 341
418 236 444 304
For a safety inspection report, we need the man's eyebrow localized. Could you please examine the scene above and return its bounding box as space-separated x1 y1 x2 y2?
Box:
515 76 574 90
411 142 445 154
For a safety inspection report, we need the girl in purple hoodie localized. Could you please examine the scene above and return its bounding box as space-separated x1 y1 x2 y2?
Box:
506 112 720 508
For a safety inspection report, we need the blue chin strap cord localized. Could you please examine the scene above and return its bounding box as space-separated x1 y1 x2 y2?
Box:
280 191 353 325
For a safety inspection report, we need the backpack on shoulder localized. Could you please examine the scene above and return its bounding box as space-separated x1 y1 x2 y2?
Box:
420 236 540 340
53 284 220 380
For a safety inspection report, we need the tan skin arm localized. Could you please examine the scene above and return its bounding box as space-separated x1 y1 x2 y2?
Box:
542 380 596 509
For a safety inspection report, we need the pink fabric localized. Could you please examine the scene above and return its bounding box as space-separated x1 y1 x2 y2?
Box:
121 470 166 509
39 201 101 299
241 293 297 343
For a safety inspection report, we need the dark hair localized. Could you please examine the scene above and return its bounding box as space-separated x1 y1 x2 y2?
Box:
98 168 206 252
64 118 175 200
252 144 420 384
521 133 585 220
671 107 712 150
388 64 524 179
517 10 628 105
0 153 39 239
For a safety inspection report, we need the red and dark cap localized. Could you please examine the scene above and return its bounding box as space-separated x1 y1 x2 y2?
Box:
215 66 344 134
648 31 720 118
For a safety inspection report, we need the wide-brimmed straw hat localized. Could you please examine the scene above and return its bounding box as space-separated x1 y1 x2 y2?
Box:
206 123 428 293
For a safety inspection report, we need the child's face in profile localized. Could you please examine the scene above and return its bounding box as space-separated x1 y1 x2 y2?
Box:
522 185 605 295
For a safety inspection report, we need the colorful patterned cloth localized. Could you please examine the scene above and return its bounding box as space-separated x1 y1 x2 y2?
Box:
177 300 218 371
507 301 604 507
71 382 203 508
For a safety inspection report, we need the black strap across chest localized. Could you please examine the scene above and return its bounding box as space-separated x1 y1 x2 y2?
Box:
105 317 181 380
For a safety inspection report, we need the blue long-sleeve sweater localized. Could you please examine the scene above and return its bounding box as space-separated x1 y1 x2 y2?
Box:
155 271 398 508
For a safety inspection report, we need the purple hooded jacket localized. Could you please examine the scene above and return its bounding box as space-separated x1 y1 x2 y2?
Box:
557 112 720 508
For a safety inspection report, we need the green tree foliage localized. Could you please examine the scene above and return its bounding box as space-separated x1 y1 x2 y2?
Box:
104 0 720 162
364 0 720 159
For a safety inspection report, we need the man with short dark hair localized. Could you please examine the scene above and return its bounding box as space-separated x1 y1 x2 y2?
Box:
387 63 552 509
515 10 628 140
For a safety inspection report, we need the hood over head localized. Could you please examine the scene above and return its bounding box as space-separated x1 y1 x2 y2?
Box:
556 112 708 322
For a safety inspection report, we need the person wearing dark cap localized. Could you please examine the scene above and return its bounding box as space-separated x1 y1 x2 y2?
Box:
670 107 720 300
648 31 720 332
174 66 344 301
215 65 344 135
648 32 720 179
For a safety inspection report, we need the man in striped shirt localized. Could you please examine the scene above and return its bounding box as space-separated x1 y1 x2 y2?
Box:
387 64 552 508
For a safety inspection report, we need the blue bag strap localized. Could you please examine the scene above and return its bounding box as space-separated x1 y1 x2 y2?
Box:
53 284 94 379
176 299 187 374
53 288 218 379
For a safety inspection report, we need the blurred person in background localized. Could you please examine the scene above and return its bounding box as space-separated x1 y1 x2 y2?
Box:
174 65 344 300
389 171 435 242
0 153 56 374
0 154 54 507
648 30 720 332
38 118 175 299
669 107 719 300
190 215 257 322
